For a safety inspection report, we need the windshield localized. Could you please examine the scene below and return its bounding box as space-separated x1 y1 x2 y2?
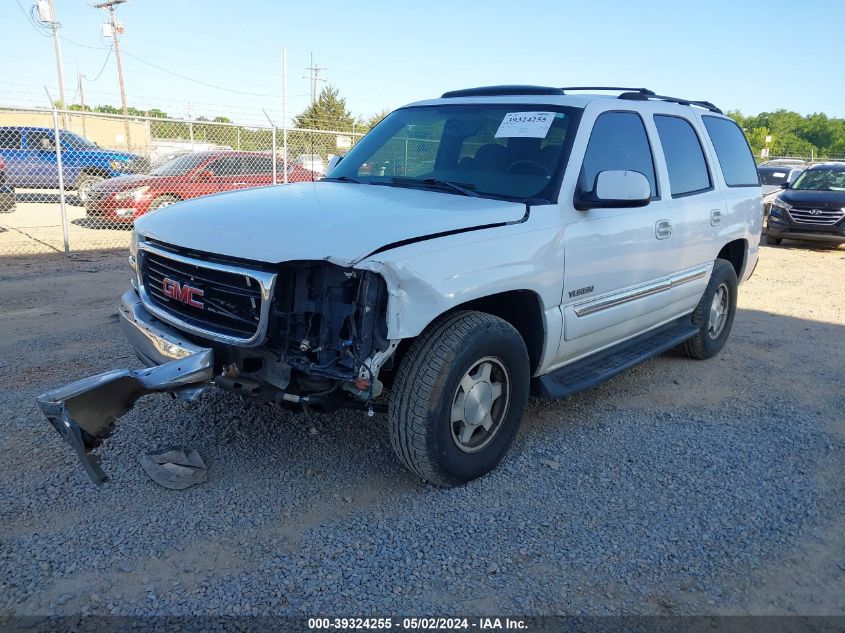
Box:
758 168 799 186
60 131 98 150
151 152 210 176
329 104 580 202
790 168 845 192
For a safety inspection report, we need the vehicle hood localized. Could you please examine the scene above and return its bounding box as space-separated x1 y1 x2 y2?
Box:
778 189 845 210
135 181 526 264
91 173 153 193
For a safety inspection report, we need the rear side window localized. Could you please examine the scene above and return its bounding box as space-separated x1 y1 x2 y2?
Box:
26 130 55 151
579 111 657 197
702 116 759 187
654 115 711 197
0 129 22 149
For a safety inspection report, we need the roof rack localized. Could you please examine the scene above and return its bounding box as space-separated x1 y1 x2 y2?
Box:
441 85 564 98
561 86 655 95
559 86 722 113
439 85 723 114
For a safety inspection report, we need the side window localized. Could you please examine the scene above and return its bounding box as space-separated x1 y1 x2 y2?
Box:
702 116 760 187
27 130 56 152
0 129 22 149
241 155 273 174
579 111 657 197
208 156 242 176
654 115 712 197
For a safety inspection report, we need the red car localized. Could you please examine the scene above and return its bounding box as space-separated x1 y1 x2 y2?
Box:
85 151 319 223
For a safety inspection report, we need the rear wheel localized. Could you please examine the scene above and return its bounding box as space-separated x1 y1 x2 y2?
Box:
388 311 530 487
679 259 738 360
75 174 105 203
149 195 180 211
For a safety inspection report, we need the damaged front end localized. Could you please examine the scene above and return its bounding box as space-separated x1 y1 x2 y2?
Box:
37 240 396 485
37 291 215 484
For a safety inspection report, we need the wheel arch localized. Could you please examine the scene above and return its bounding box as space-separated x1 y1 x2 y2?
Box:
717 238 747 279
390 289 546 377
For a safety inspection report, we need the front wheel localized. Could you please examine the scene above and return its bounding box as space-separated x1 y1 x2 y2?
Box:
679 259 738 360
388 311 530 487
765 233 783 245
75 174 105 203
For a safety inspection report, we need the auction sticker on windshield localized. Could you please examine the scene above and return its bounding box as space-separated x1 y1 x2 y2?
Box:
495 111 555 138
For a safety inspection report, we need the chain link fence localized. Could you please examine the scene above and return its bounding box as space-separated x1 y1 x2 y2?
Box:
0 107 362 256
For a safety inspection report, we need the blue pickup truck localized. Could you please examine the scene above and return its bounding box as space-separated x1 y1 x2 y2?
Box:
0 126 149 202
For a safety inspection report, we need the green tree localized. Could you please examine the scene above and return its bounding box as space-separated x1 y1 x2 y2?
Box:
293 85 354 131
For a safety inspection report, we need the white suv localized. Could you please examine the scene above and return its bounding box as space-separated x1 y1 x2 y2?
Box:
38 86 762 487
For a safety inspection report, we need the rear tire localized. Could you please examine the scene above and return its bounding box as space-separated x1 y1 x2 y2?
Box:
388 311 530 487
679 259 738 360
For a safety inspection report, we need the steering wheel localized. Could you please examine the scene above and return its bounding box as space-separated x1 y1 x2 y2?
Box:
506 160 551 176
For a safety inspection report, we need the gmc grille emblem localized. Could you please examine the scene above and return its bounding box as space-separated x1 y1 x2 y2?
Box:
162 277 205 309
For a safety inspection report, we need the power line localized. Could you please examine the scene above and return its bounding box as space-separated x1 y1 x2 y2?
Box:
120 49 287 98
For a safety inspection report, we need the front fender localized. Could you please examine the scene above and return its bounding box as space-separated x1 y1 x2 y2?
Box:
357 223 564 339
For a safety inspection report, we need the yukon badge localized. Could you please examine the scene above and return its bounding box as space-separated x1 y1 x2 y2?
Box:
162 278 205 309
568 285 594 298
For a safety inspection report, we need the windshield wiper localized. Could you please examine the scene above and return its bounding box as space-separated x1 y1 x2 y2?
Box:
389 177 479 197
324 175 362 184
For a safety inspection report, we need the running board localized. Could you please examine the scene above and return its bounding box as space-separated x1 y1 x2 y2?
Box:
532 317 697 399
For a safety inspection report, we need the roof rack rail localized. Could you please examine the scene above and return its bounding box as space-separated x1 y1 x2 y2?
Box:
441 85 564 98
618 91 723 114
560 87 655 95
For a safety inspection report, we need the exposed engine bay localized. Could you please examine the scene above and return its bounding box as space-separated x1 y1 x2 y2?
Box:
213 262 391 410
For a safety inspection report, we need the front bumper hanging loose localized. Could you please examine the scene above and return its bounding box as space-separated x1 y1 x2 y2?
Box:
36 290 215 485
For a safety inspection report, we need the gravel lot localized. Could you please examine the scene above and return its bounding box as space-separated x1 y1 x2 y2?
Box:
0 242 843 618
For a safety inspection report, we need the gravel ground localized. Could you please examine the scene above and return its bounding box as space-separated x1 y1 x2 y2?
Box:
0 242 844 617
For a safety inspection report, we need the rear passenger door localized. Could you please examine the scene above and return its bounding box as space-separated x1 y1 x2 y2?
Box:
23 129 60 188
651 114 722 309
560 110 678 361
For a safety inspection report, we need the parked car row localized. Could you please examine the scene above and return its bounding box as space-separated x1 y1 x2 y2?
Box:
85 151 320 224
0 125 327 224
763 162 845 246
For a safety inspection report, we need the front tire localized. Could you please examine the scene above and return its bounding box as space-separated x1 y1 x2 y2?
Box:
679 259 738 360
75 174 105 203
388 311 530 487
765 233 782 245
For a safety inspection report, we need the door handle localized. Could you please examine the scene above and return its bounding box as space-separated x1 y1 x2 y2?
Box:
710 209 722 226
655 219 672 239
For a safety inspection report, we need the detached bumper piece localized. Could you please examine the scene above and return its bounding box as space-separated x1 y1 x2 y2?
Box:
36 290 214 485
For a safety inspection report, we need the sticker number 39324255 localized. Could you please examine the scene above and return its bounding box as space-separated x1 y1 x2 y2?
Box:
494 111 555 139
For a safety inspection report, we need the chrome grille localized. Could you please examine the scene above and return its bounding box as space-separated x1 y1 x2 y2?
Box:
138 244 276 345
787 207 844 226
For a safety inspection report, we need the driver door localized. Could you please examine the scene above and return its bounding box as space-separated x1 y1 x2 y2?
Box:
557 110 677 363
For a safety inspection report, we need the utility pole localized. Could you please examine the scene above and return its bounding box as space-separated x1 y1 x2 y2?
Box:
282 47 289 183
37 0 68 127
93 0 130 148
303 52 327 105
78 72 87 136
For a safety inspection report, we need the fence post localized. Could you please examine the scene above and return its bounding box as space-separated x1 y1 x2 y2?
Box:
271 125 278 185
52 107 71 255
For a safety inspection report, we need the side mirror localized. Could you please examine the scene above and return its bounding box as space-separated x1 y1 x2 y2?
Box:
574 170 651 210
779 181 789 190
327 155 343 174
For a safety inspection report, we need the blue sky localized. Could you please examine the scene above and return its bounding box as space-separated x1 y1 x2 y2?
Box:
3 0 844 125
